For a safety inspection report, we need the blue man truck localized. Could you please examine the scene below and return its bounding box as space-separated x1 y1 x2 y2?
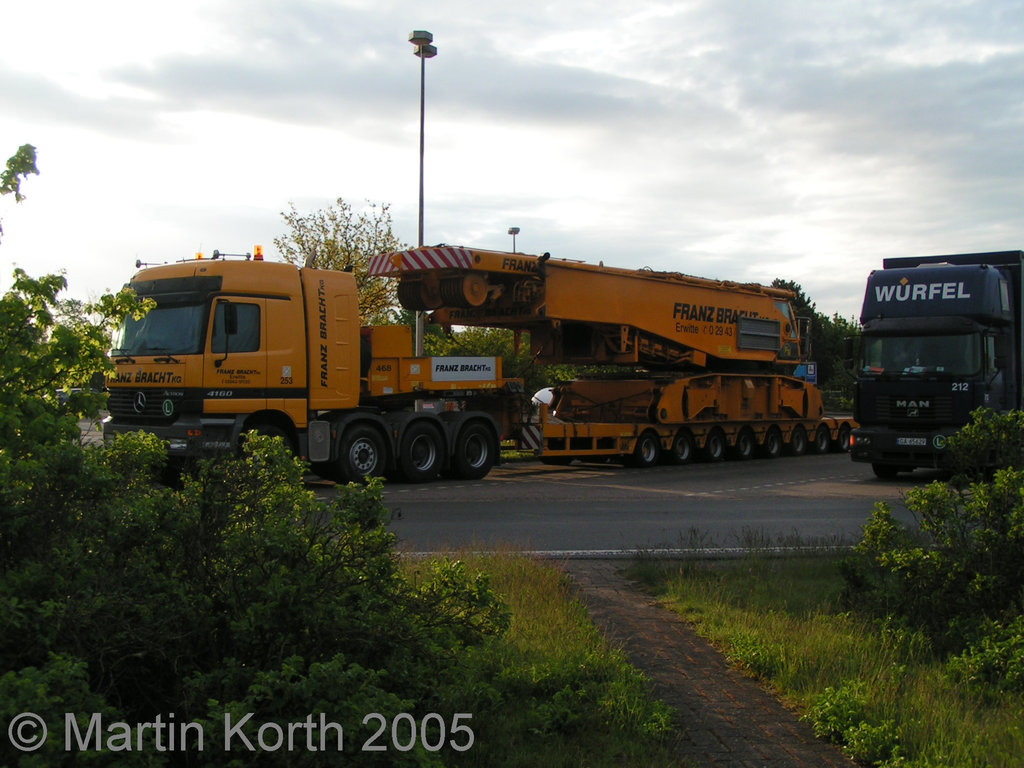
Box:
850 250 1024 478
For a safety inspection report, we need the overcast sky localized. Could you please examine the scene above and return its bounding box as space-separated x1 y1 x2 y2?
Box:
2 0 1022 321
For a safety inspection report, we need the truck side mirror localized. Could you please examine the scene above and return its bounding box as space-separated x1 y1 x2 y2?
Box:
994 334 1010 369
222 301 238 335
214 299 236 367
842 337 855 368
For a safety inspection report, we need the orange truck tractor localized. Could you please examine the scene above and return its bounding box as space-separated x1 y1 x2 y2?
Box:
103 250 521 483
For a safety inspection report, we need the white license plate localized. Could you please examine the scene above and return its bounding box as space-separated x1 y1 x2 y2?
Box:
896 437 928 447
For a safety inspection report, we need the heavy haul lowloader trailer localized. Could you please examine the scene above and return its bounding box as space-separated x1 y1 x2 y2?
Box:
369 246 854 468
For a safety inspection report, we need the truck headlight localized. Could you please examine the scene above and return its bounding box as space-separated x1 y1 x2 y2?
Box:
852 434 872 446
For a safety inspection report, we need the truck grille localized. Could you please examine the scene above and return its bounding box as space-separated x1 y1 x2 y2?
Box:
875 394 954 424
107 389 179 424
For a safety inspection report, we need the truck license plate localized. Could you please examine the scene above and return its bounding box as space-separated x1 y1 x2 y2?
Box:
896 437 928 447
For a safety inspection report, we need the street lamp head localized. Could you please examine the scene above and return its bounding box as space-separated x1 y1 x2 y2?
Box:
508 227 520 236
414 43 437 59
408 30 433 46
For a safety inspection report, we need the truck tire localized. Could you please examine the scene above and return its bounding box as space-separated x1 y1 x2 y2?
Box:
872 463 900 479
338 424 388 483
628 430 661 468
811 425 831 454
834 424 852 453
666 429 695 465
731 428 756 460
787 425 808 456
397 421 445 483
760 427 783 459
451 421 496 480
701 429 726 462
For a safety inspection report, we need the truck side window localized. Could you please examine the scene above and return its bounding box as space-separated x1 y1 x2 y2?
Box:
211 302 261 353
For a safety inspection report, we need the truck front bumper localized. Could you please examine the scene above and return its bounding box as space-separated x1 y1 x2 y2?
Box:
849 426 958 469
102 415 242 457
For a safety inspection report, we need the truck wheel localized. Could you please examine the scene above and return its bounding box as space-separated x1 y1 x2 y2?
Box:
872 463 900 479
834 424 852 453
787 425 808 456
338 425 387 483
701 429 726 462
731 428 756 460
811 425 830 454
628 430 661 468
451 421 496 480
760 427 783 459
666 430 695 465
398 421 445 483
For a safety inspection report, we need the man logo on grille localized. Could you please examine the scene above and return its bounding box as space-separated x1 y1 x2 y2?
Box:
133 391 147 414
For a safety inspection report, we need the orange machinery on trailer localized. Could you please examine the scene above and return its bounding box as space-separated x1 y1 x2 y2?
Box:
370 246 853 466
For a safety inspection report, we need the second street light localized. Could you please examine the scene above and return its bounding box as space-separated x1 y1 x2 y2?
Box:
409 30 436 356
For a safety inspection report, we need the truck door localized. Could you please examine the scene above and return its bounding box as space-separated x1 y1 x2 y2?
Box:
203 298 269 417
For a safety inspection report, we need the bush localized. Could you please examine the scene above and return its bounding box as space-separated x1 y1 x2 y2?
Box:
804 679 904 766
947 615 1024 694
844 410 1024 653
946 408 1024 484
1 432 509 767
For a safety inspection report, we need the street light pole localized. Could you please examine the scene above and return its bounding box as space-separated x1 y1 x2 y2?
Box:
508 226 520 252
409 30 436 357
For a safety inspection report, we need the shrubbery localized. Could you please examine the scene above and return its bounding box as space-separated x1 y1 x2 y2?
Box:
843 408 1024 688
1 432 510 767
1 271 507 766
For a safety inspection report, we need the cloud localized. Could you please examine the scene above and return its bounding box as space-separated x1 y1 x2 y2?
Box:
2 0 1023 322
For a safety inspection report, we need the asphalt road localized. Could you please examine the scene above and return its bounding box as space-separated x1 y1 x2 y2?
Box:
84 417 932 556
376 453 936 556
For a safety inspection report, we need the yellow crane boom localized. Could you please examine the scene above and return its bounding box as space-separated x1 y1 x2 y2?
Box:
369 246 804 370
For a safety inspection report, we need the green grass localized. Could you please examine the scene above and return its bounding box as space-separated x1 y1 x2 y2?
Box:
629 555 1024 768
406 553 681 768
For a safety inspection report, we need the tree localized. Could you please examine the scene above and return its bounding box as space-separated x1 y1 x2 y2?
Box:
773 278 857 401
274 198 404 325
0 144 39 243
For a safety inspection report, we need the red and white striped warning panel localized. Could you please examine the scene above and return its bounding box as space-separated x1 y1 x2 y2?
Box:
518 426 543 452
368 247 475 276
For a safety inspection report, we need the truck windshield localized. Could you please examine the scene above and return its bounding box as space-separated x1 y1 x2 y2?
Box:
111 303 206 356
860 333 981 377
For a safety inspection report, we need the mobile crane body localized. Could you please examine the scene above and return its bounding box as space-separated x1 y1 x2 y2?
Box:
370 246 854 465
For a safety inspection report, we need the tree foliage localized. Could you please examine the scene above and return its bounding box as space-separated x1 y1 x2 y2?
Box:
1 144 40 243
0 270 148 518
773 277 857 399
1 144 37 202
274 198 404 325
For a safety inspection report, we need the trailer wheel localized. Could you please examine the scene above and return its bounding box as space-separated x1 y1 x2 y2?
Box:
666 429 695 465
398 421 445 483
811 425 831 454
701 429 726 462
731 428 756 460
760 427 783 459
787 425 808 456
629 430 661 468
834 423 852 453
452 421 496 480
338 424 387 483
